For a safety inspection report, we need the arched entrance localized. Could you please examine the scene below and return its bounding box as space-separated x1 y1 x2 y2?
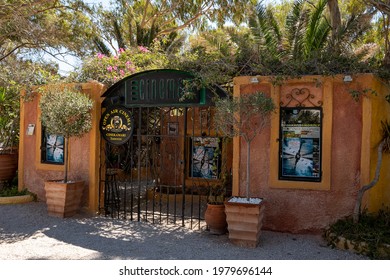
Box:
99 69 231 229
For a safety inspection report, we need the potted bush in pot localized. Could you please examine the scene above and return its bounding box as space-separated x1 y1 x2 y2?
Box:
214 91 275 247
0 87 19 188
204 172 231 235
39 85 93 218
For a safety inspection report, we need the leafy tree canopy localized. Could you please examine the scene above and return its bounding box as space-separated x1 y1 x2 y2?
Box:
0 0 96 62
90 0 257 55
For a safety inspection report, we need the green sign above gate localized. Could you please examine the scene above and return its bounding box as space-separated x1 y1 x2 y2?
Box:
125 71 199 105
101 69 227 108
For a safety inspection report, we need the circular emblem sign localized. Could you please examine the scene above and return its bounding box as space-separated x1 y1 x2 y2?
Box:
100 105 134 145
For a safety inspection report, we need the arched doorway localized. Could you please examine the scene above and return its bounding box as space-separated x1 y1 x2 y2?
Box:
99 69 231 229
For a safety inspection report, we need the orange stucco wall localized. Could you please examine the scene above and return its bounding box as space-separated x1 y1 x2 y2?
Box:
18 83 105 212
366 78 390 211
233 74 390 233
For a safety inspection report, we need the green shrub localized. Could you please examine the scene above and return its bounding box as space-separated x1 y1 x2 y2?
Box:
327 209 390 259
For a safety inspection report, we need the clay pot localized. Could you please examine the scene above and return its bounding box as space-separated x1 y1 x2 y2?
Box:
0 153 18 182
205 203 227 235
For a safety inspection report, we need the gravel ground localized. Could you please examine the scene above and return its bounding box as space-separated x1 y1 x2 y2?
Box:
0 201 367 260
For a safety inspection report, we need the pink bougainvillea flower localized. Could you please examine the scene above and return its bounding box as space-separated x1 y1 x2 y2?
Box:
125 61 132 65
107 66 113 72
138 46 150 53
118 48 125 53
119 69 125 76
113 66 118 70
97 53 105 59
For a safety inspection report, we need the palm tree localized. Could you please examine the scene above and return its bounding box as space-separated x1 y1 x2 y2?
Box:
92 0 185 55
245 0 376 76
247 0 331 72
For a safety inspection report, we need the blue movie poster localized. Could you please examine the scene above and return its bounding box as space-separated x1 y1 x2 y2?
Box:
280 108 321 181
191 137 220 179
45 134 64 164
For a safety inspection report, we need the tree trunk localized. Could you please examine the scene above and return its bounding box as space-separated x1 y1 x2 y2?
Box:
352 140 384 223
327 0 342 41
246 140 251 201
64 137 69 183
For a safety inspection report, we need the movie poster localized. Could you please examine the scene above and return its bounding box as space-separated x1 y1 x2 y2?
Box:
191 137 220 179
280 108 321 181
45 134 64 164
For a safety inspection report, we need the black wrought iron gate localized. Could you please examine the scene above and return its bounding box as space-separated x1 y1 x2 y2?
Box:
99 106 231 230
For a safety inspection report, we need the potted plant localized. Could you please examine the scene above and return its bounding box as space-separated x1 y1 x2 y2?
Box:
213 91 275 247
204 172 231 235
0 87 19 188
39 85 93 217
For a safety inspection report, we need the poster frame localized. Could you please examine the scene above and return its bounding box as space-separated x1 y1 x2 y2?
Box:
278 107 322 182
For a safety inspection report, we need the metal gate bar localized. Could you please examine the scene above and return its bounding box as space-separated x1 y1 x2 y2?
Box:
100 106 230 230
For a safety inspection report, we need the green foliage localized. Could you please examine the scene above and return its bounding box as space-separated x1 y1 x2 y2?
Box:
240 0 382 78
348 88 377 101
0 0 96 62
0 186 28 197
76 45 169 86
327 209 390 259
208 184 226 205
214 92 275 200
39 85 93 182
0 87 19 152
91 0 256 54
170 47 237 93
39 86 93 139
214 92 276 143
381 120 390 153
0 57 61 154
208 172 232 205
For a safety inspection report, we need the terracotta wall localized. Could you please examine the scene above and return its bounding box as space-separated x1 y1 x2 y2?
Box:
18 83 105 210
233 74 390 233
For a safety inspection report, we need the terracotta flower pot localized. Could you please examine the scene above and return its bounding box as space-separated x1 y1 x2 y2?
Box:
44 180 84 218
205 203 227 235
0 153 18 182
224 197 265 248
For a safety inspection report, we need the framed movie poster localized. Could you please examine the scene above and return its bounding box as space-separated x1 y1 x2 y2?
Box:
41 128 64 165
279 107 322 182
190 137 221 179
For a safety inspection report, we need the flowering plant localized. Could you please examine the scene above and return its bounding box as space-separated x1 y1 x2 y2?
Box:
79 45 168 86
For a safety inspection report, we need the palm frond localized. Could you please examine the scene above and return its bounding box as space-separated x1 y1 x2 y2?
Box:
305 0 330 57
267 8 282 43
312 19 331 52
252 3 282 59
285 0 307 59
